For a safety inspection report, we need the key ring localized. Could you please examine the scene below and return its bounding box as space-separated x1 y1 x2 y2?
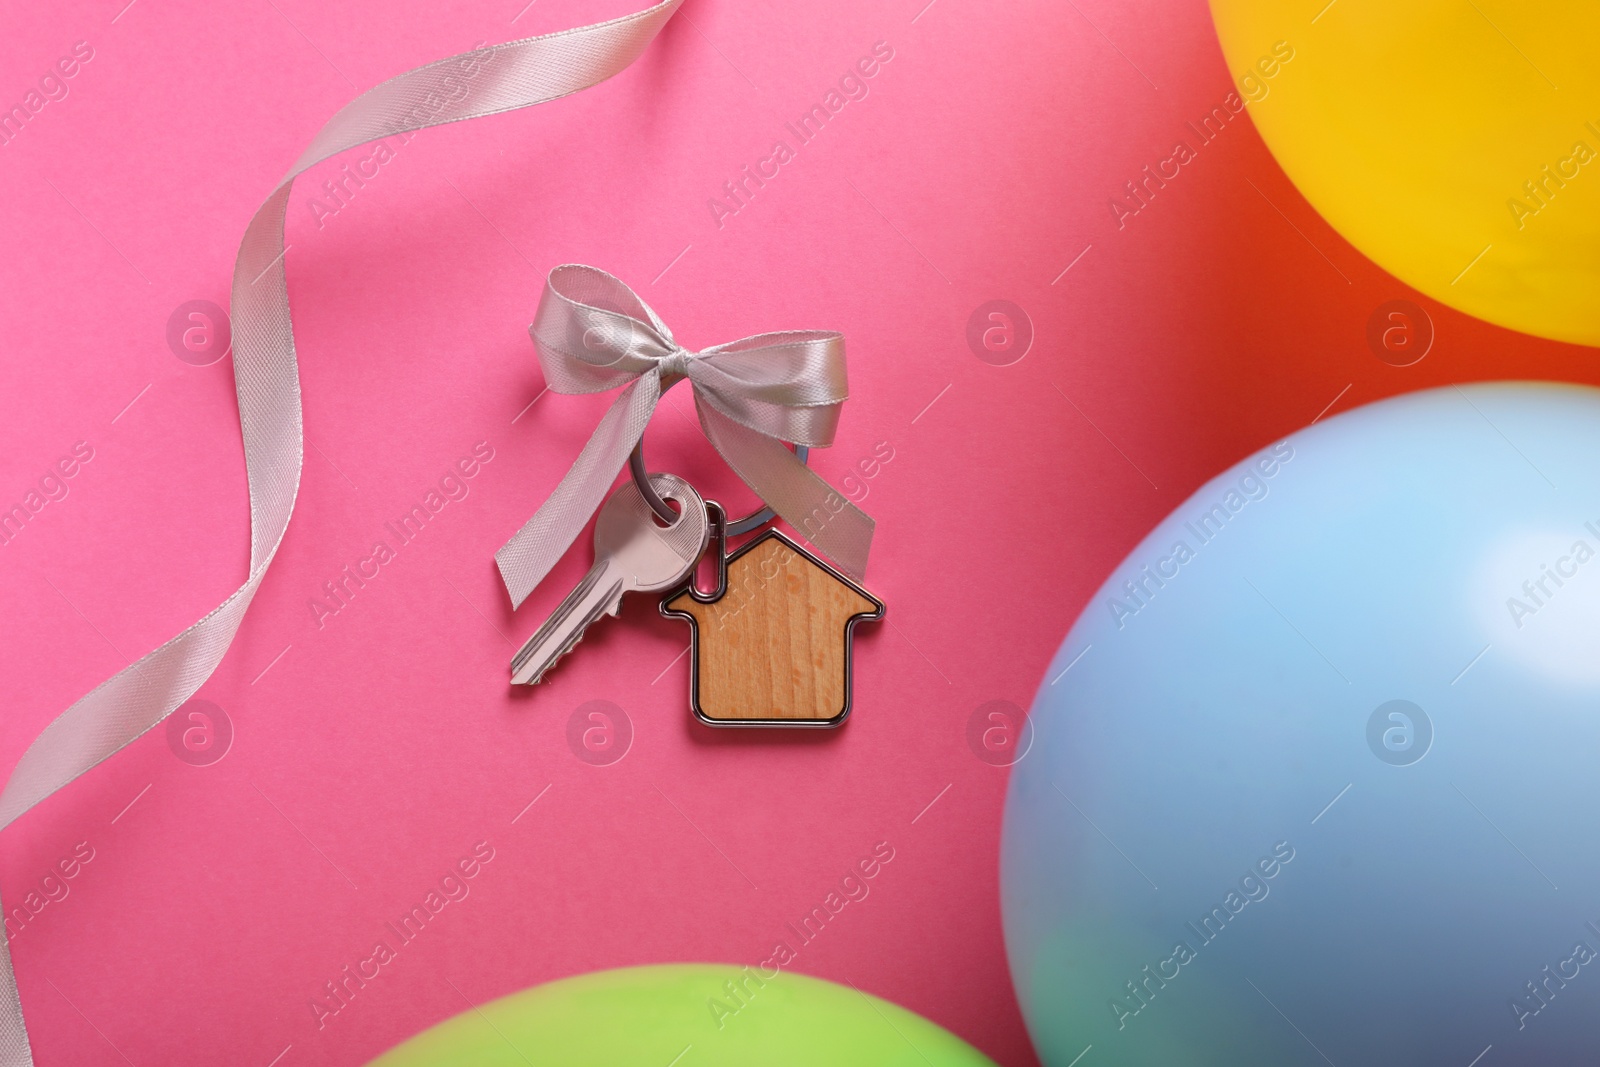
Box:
629 436 808 536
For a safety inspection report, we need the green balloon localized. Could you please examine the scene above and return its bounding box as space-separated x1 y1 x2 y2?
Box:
366 964 996 1066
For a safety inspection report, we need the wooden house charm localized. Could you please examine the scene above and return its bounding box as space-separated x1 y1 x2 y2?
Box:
661 529 884 727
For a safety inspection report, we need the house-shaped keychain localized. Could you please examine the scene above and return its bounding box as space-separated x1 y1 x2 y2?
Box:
662 526 884 727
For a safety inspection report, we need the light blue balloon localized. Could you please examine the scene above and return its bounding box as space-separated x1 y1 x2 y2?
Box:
1003 382 1600 1066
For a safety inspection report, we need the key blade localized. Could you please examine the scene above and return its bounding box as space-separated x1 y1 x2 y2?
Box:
510 561 625 685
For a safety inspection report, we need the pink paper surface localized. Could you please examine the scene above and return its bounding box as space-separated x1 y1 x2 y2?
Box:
1 1 1594 1064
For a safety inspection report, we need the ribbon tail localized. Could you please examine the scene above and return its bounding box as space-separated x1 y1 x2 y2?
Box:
0 8 685 1060
695 396 875 579
0 927 24 1067
495 375 661 608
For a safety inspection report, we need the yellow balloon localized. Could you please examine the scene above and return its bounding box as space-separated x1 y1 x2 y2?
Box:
1209 0 1600 346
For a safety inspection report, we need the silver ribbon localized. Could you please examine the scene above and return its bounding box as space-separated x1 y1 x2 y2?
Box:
494 264 874 608
0 4 685 1062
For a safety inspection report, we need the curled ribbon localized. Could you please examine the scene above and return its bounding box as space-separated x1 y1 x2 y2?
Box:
494 264 875 609
0 3 687 1063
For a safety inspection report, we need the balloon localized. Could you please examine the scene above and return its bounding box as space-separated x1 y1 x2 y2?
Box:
1209 1 1600 346
1003 383 1600 1065
365 964 996 1066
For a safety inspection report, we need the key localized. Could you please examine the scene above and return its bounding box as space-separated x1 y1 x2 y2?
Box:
511 473 710 685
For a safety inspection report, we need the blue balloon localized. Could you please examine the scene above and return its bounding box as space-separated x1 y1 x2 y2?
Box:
1003 382 1600 1066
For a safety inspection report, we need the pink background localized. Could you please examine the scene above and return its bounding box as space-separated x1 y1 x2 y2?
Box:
0 0 1594 1064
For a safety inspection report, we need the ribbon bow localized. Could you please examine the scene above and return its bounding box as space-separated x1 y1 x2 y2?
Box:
494 264 875 608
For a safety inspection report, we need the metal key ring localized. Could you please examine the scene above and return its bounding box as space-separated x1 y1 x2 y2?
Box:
629 439 808 536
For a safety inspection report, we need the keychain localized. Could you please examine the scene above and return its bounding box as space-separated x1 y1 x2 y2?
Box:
626 442 884 727
510 441 884 728
499 264 883 725
660 499 884 728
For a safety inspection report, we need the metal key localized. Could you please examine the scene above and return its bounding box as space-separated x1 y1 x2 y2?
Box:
511 473 710 685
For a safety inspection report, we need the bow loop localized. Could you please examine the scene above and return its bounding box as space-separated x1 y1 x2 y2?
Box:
495 265 875 609
688 332 848 446
530 264 678 393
